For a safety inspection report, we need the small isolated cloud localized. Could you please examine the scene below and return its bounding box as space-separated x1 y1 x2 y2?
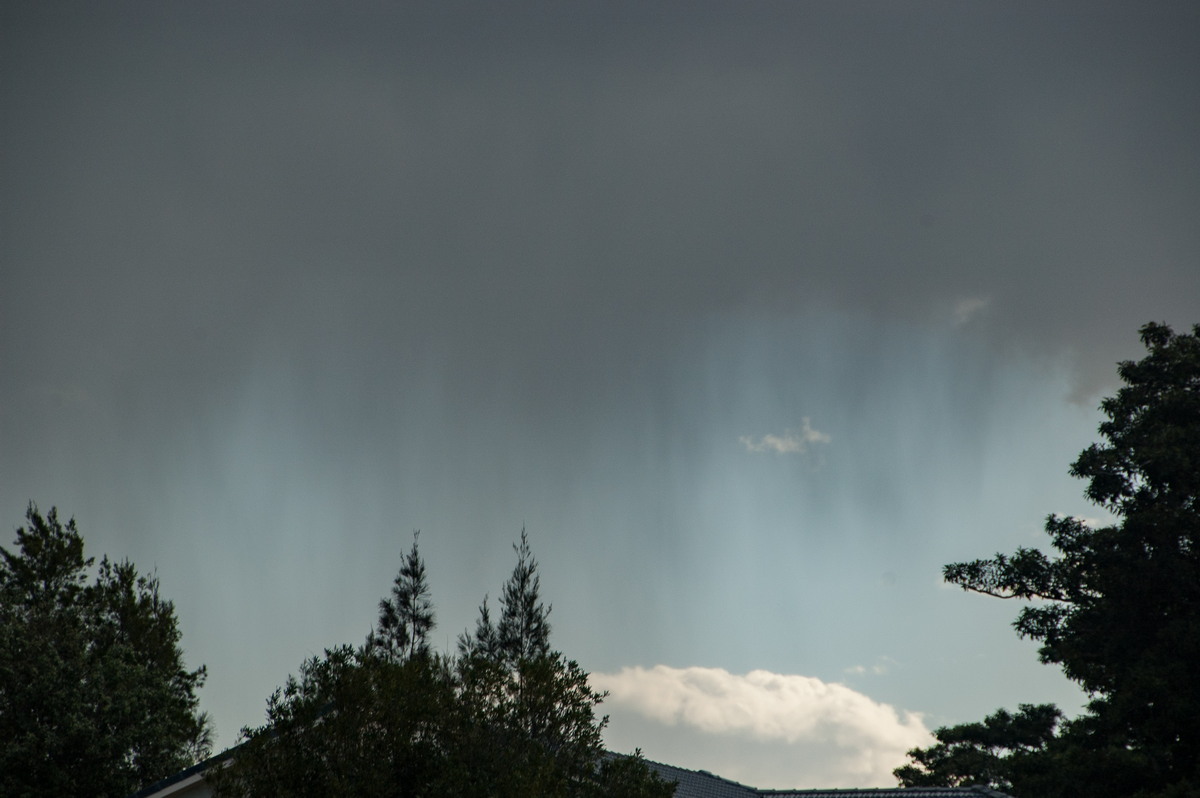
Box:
845 656 896 677
953 296 990 326
593 665 931 788
740 418 830 455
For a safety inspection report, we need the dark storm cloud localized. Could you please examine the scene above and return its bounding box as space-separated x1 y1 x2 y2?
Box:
2 1 1196 555
5 2 1197 423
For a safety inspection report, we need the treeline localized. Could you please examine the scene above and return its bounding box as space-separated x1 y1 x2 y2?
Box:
0 511 672 797
207 530 676 797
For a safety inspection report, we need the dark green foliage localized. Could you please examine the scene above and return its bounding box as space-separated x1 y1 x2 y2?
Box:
0 505 212 798
597 750 679 798
368 530 435 662
445 648 612 796
898 323 1200 797
459 528 553 664
212 530 675 798
497 528 552 663
893 704 1062 793
208 646 456 798
457 594 502 660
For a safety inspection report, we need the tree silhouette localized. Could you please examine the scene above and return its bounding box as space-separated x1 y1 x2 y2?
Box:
898 322 1200 797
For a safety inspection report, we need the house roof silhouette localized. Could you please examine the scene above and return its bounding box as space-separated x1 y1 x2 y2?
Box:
130 750 1014 798
641 759 1013 798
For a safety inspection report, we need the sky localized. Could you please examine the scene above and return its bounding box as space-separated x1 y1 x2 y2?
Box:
2 1 1199 789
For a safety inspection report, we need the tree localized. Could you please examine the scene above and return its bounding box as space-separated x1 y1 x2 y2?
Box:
893 704 1063 794
368 530 435 662
457 594 502 660
458 527 551 664
208 645 456 798
0 504 212 798
446 645 612 796
897 322 1200 797
212 529 675 797
498 528 552 663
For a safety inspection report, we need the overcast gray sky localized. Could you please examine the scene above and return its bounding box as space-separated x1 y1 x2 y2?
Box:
3 1 1199 788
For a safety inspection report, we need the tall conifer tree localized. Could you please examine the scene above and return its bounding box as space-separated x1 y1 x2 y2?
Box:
497 528 551 665
370 530 435 661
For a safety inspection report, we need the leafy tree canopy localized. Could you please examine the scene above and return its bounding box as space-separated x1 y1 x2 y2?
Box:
211 530 675 798
0 504 212 798
893 703 1063 794
897 323 1200 797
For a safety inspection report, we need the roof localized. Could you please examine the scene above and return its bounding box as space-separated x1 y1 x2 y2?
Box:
644 759 759 798
760 789 1014 798
126 746 237 798
641 760 1014 798
129 749 1014 798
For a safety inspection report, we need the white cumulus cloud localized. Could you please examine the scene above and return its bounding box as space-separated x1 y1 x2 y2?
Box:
739 417 830 454
592 665 932 789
